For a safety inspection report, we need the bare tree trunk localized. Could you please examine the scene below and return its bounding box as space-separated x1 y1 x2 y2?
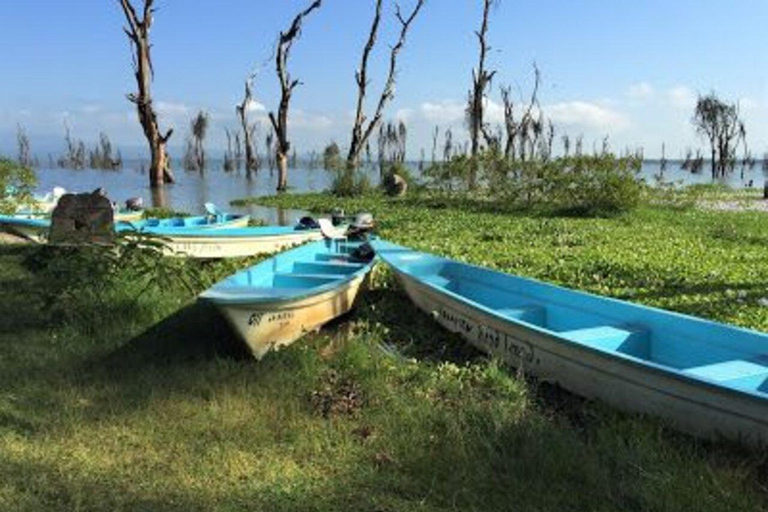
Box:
119 0 174 188
236 75 258 177
268 0 322 193
346 0 426 169
467 0 497 189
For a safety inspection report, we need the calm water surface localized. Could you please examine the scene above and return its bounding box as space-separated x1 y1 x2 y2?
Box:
34 161 767 223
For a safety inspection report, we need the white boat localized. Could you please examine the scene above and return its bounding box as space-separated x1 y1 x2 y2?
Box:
373 239 768 446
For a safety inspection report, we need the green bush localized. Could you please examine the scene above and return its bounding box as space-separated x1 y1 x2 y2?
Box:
0 157 37 214
329 167 372 197
425 152 645 216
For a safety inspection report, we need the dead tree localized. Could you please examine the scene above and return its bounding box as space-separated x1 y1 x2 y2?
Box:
346 0 427 169
268 0 323 192
500 65 540 162
119 0 174 187
466 0 498 188
16 124 32 168
236 74 259 176
693 93 745 179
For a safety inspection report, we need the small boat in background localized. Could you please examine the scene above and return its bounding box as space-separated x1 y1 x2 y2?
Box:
372 239 768 446
0 215 49 242
118 212 250 232
200 238 376 359
145 224 325 258
0 206 249 243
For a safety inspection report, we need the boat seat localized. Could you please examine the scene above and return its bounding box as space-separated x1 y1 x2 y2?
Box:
421 274 452 288
293 261 363 275
559 325 650 358
315 252 351 262
683 360 768 393
273 273 347 289
495 305 546 326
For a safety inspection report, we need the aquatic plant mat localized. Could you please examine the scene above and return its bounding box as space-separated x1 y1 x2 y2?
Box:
1 195 767 510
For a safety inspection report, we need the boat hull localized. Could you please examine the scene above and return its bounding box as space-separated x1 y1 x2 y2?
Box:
392 268 768 446
215 273 367 359
0 220 48 243
157 230 324 258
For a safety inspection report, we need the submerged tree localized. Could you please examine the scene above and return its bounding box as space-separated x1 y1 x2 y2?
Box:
182 111 209 172
236 74 260 176
89 132 122 170
346 0 427 169
59 123 86 169
268 0 323 192
16 124 33 168
119 0 174 187
693 93 745 179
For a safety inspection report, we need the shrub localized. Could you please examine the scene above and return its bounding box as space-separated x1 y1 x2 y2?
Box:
330 167 372 197
0 157 37 214
424 152 645 216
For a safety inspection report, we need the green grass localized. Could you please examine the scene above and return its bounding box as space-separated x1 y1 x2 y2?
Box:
0 194 767 510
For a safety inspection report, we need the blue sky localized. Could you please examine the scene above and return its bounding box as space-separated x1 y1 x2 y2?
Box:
0 0 766 159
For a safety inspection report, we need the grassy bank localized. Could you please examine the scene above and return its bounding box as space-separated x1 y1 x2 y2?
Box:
0 196 766 510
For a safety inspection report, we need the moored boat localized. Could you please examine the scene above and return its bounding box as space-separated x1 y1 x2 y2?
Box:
144 224 325 258
372 239 768 446
0 215 48 242
118 212 250 231
200 238 376 358
0 211 250 244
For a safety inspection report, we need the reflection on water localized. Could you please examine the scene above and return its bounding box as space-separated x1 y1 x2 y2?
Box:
33 163 361 225
33 160 767 224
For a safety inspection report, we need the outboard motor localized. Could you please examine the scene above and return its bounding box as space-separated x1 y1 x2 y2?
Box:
296 216 320 230
349 242 375 263
331 208 346 226
125 197 144 211
347 212 375 240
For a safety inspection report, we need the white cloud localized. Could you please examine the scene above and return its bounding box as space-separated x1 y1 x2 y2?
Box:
739 97 760 112
81 104 102 114
627 82 655 101
291 110 333 130
156 101 190 116
420 100 465 123
667 86 697 109
395 108 414 122
545 101 629 131
246 100 266 113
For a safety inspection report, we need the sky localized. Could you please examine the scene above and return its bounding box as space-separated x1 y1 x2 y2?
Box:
0 0 766 160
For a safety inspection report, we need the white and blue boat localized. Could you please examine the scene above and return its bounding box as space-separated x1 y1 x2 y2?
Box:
372 239 768 445
200 238 376 358
0 211 249 244
118 212 250 231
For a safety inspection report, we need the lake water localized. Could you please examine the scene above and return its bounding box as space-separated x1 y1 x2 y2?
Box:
33 160 767 223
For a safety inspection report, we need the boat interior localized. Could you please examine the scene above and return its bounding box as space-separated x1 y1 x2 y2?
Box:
140 214 241 228
214 241 369 297
415 260 768 396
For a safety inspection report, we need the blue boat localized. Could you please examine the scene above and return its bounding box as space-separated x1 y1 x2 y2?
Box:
0 211 249 243
200 238 376 358
372 239 768 445
117 213 250 232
